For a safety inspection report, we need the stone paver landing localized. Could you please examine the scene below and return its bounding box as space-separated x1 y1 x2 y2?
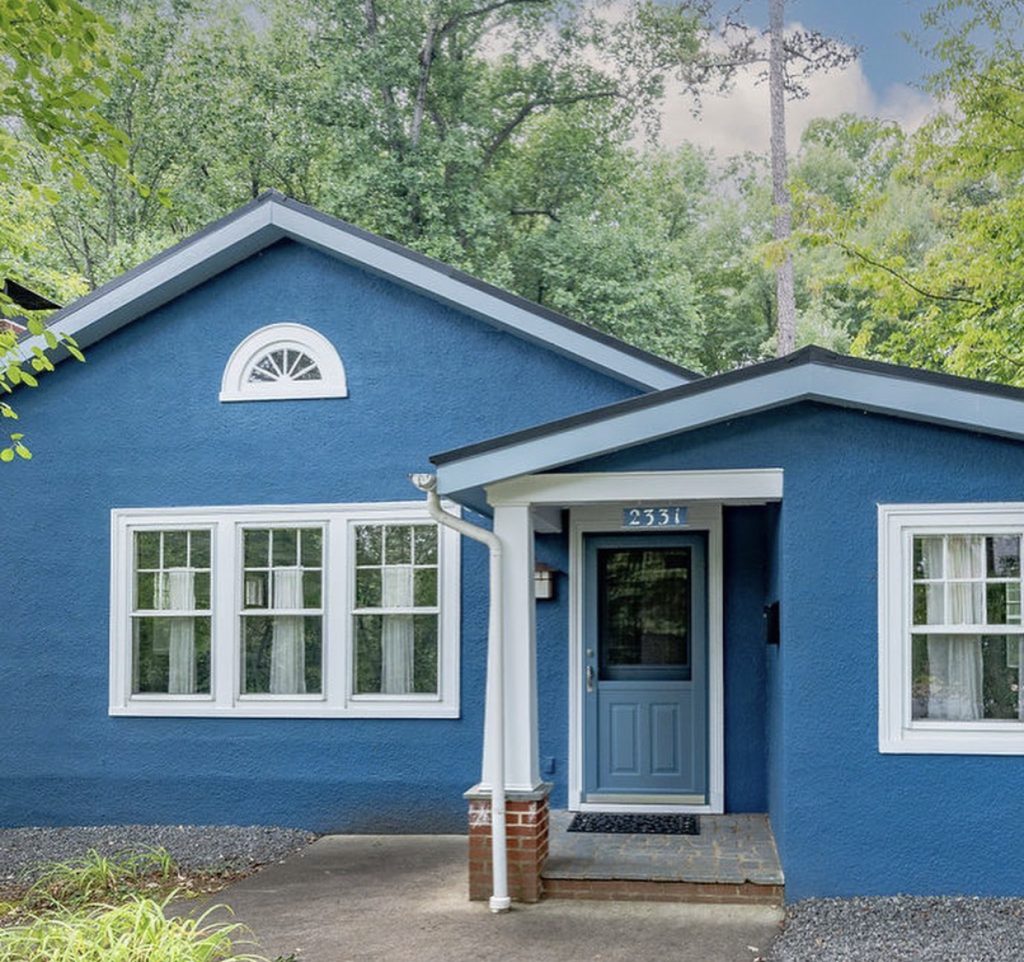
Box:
543 811 784 886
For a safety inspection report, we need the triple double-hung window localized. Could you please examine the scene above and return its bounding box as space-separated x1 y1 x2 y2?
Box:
109 502 460 717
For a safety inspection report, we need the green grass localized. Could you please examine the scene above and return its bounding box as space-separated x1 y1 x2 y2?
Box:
24 847 177 909
0 897 263 961
0 850 289 961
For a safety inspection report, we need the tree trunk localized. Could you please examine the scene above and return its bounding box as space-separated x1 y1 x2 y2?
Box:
769 0 796 356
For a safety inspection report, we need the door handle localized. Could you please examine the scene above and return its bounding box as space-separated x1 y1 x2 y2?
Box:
586 665 594 693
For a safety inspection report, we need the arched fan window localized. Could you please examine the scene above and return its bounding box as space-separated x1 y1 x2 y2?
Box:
220 323 348 402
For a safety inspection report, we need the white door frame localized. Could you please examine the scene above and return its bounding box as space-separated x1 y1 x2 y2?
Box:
567 503 725 814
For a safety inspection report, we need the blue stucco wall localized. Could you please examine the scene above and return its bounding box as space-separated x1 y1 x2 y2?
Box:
722 506 770 813
0 239 637 833
567 402 1024 899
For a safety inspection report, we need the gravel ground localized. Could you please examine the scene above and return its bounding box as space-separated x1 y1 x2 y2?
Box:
0 825 316 885
767 896 1024 962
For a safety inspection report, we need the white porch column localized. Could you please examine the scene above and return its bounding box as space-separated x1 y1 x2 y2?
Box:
481 501 541 792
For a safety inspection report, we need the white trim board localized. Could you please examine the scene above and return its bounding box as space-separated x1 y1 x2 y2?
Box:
567 503 725 814
24 192 694 392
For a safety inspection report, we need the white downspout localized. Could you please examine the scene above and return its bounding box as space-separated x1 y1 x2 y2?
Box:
409 474 511 913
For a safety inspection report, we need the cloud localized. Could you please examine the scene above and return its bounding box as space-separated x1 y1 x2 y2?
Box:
659 27 936 158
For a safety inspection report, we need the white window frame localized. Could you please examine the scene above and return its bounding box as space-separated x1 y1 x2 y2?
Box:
110 501 460 718
879 502 1024 754
219 323 348 402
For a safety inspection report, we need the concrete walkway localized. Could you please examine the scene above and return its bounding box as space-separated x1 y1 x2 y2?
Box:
206 835 784 962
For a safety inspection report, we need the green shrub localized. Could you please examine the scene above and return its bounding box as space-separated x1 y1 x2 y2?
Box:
0 896 265 962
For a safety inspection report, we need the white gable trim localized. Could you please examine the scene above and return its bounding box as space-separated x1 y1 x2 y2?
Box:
435 359 1024 506
23 194 692 392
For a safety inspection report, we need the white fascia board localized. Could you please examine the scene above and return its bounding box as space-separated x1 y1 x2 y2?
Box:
437 362 1024 500
269 204 688 391
19 204 279 357
486 469 784 506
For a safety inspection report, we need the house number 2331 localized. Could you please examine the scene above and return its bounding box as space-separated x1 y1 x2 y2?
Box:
621 506 688 528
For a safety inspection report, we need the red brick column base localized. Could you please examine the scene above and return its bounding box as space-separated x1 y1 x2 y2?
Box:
465 783 552 904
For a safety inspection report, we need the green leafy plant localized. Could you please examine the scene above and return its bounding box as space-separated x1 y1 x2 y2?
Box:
24 847 177 909
0 896 266 962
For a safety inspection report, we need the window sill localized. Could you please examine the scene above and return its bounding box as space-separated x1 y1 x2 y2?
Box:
880 725 1024 755
110 702 460 719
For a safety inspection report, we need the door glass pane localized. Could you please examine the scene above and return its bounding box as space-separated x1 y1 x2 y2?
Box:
597 546 691 681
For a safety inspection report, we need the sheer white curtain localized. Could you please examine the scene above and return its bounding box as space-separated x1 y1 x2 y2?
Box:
271 569 305 694
382 566 414 694
161 569 196 694
928 536 984 720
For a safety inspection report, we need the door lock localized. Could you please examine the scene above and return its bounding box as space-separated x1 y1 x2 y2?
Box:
586 665 594 693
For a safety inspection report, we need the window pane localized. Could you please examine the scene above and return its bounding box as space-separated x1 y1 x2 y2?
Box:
948 582 985 624
947 535 985 579
354 613 438 695
132 616 211 694
414 567 437 606
413 615 439 694
598 547 691 680
384 526 411 565
164 530 188 568
356 568 381 608
189 530 211 568
241 616 322 694
913 536 943 580
987 582 1023 626
244 529 269 568
913 583 944 625
271 568 305 609
244 571 269 609
300 528 322 567
911 634 1023 721
193 572 211 611
302 570 322 609
987 536 1021 578
135 531 160 570
356 525 382 565
354 614 382 693
272 528 298 567
414 526 438 565
136 571 157 610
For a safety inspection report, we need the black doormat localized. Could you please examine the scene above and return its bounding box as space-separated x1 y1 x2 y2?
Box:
567 813 699 836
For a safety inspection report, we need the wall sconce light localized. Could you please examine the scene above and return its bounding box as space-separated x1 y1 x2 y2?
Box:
534 563 557 601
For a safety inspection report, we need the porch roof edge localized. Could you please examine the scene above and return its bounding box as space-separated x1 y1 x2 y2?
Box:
434 347 1024 510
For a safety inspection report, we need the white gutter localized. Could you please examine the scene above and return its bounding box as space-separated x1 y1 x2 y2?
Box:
410 474 510 913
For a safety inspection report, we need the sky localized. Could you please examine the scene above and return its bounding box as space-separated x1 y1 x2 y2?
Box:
660 0 939 156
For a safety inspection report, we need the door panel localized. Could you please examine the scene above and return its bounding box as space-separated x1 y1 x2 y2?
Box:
608 703 640 775
583 533 707 802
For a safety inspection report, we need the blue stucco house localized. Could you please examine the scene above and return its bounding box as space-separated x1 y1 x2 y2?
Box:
6 191 1024 904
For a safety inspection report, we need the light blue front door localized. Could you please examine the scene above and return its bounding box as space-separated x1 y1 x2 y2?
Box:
583 533 708 803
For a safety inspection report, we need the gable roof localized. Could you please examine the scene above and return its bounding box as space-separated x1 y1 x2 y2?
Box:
432 346 1024 510
21 191 697 391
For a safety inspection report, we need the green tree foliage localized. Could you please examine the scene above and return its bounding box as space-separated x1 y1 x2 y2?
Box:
0 0 125 461
799 1 1024 385
19 0 737 371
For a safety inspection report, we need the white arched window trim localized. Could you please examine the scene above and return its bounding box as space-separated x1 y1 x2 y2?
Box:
220 323 348 402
